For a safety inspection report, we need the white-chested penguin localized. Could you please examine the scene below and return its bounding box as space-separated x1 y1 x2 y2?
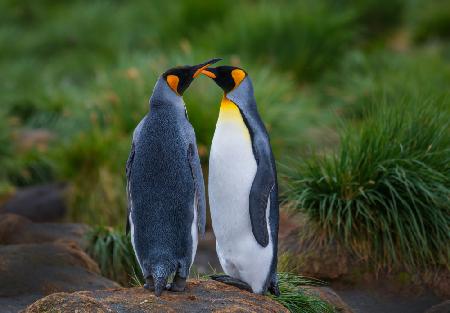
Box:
201 66 280 295
125 58 221 296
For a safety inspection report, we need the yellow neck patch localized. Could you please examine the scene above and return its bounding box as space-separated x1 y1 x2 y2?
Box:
231 69 246 88
166 75 179 94
219 97 240 120
218 97 251 140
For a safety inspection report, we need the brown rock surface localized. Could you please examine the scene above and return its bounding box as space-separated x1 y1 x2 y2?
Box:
23 280 289 313
0 213 90 248
0 242 119 312
303 286 353 313
0 183 67 222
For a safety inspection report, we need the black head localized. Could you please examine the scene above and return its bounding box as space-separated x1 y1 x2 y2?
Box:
201 66 247 93
162 58 221 96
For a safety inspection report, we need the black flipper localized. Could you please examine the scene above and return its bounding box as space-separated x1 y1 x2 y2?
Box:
210 274 253 293
125 141 135 235
239 109 275 247
187 143 207 235
125 118 145 235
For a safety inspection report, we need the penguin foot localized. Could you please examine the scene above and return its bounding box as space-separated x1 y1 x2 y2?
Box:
166 275 186 292
144 277 155 291
268 282 280 296
210 274 253 293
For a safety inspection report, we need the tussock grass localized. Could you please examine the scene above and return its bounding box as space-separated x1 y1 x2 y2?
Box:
86 226 141 286
270 272 336 313
288 99 450 270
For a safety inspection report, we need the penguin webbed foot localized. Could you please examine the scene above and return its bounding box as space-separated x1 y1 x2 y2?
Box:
144 277 155 291
210 274 253 293
268 282 281 296
144 277 166 296
166 274 187 292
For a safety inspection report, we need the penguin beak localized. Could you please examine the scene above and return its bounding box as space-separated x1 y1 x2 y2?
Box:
200 68 217 79
192 58 221 78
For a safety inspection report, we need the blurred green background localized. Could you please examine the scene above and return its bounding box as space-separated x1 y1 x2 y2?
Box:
0 0 449 277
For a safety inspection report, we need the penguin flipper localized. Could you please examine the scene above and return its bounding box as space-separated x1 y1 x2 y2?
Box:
249 139 275 247
125 118 146 235
187 143 207 235
125 141 135 235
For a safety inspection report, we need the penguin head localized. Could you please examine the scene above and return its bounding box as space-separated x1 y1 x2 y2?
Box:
200 66 247 94
162 58 221 96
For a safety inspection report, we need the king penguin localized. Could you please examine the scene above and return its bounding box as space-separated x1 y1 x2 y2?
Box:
201 66 280 295
125 58 221 296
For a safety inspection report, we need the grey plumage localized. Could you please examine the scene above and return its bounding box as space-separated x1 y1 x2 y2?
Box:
125 76 206 295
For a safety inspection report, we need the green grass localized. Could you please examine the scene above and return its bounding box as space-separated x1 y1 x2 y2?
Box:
349 0 405 41
317 49 450 120
86 226 141 286
202 0 357 81
0 109 16 199
409 0 450 43
270 273 336 313
288 98 450 270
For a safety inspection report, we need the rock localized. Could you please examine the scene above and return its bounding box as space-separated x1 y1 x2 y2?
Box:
0 182 68 222
0 242 119 312
0 213 90 248
303 286 353 313
23 280 289 313
425 301 450 313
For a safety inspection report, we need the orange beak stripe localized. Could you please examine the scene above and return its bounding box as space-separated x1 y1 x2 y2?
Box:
193 63 213 78
200 69 216 79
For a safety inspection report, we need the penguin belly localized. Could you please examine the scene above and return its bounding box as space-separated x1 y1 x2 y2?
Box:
209 98 273 293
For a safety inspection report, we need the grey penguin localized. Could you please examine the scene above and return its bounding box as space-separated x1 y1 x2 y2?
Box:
201 66 280 295
125 58 221 296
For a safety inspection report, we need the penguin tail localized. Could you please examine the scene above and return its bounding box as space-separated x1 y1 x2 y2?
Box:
152 275 167 297
151 264 171 297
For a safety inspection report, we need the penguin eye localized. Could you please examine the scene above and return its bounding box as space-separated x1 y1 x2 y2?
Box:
231 69 246 87
166 75 180 94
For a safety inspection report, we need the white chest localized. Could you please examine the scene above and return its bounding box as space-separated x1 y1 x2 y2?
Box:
208 98 257 240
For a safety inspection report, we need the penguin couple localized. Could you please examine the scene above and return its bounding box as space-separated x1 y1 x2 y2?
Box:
126 58 280 297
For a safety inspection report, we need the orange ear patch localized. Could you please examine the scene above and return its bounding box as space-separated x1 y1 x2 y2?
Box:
166 75 179 94
231 69 246 87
